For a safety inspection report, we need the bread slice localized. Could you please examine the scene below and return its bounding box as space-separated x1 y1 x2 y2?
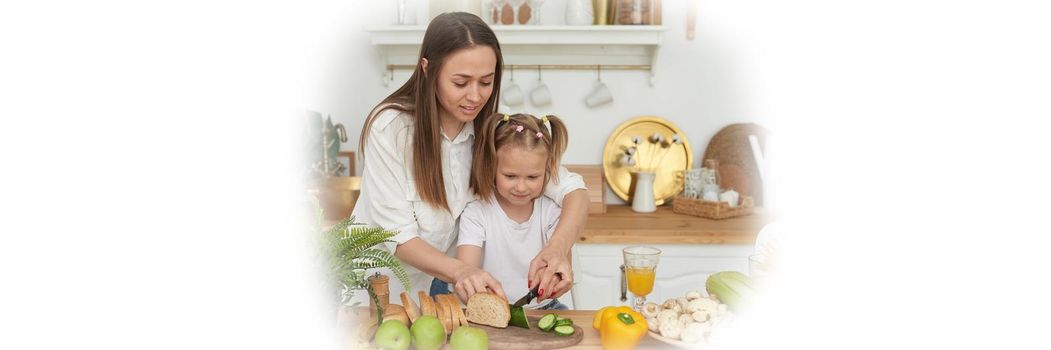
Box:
436 297 451 335
418 291 436 317
464 292 510 328
436 294 453 331
439 294 462 331
445 294 467 327
400 292 420 324
382 304 408 326
455 298 468 327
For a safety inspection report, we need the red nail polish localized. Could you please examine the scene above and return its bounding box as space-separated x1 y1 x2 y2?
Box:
539 289 544 298
528 280 532 288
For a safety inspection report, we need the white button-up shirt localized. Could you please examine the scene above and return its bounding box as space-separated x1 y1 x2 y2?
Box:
352 108 586 296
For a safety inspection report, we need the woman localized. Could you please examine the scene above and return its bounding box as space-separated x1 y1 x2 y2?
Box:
352 12 589 305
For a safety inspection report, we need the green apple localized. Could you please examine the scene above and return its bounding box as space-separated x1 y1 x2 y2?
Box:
374 319 410 350
410 315 446 350
449 325 488 350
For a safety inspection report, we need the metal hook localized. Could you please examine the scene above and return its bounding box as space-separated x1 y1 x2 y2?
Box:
537 65 542 81
510 65 515 81
597 64 603 82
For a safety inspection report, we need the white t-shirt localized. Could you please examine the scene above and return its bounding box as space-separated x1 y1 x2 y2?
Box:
352 108 586 298
457 195 562 309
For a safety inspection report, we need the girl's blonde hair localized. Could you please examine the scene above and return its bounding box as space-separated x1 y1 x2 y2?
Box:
470 113 569 202
358 12 503 212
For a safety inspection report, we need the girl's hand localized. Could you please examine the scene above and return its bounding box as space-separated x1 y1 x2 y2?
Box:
451 264 506 303
527 244 574 301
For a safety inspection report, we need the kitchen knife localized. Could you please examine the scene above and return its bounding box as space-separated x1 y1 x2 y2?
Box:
512 284 541 307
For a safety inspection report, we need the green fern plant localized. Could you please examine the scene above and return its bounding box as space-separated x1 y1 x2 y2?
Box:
314 198 411 321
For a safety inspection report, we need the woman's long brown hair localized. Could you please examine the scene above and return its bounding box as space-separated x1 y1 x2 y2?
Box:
358 12 503 212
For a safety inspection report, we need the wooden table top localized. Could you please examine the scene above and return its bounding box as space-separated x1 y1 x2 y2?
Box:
579 205 773 244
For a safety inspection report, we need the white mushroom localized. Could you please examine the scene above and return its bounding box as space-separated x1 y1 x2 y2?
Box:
676 297 690 311
661 299 682 314
658 319 684 339
661 298 678 310
641 302 661 318
656 309 679 327
685 290 703 301
691 310 710 323
679 322 711 344
646 317 660 332
687 297 719 314
678 313 695 327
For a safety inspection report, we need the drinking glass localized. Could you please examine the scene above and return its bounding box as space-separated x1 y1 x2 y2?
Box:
623 246 661 312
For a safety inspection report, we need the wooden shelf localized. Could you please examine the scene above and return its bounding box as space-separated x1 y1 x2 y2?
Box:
365 25 668 86
579 205 773 244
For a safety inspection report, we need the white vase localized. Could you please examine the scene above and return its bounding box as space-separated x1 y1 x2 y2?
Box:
631 171 657 213
565 0 593 25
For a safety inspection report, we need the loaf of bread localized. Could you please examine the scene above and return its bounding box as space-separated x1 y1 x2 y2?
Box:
464 292 510 328
418 291 436 317
400 292 420 324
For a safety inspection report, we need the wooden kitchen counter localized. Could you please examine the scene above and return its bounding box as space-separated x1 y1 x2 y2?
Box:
580 205 773 244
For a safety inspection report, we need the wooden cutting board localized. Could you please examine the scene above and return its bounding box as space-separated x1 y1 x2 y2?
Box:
463 315 584 349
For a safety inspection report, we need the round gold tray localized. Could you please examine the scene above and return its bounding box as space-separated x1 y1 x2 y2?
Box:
602 116 693 205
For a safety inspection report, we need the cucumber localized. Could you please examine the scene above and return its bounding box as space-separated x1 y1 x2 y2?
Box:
508 305 530 329
538 313 558 331
553 325 575 336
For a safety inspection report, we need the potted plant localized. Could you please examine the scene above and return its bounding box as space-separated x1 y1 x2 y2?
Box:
313 198 410 322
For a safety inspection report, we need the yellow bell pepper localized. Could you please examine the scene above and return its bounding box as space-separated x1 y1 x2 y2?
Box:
595 307 647 350
593 306 630 330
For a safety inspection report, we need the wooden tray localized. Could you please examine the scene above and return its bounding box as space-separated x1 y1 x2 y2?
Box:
702 123 769 205
672 195 754 220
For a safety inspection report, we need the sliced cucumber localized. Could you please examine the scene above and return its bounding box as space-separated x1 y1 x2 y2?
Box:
553 325 575 336
538 313 558 332
508 305 530 329
554 318 573 327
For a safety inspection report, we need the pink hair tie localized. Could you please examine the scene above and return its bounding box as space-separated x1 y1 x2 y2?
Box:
535 131 543 138
515 125 524 132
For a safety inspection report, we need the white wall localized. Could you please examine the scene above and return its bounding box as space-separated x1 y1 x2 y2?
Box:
306 0 771 204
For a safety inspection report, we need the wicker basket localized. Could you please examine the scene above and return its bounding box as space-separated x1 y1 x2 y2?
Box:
672 195 754 220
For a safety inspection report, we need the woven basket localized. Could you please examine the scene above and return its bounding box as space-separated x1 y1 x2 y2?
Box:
672 195 754 220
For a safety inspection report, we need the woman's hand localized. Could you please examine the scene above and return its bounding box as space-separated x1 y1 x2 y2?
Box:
451 264 506 303
528 242 574 301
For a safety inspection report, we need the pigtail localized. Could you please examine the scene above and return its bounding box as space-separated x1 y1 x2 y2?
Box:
470 113 507 203
542 115 569 184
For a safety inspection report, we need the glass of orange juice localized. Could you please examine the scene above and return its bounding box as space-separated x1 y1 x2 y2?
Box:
623 246 661 312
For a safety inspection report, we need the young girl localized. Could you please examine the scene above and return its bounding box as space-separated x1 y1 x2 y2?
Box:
456 113 572 310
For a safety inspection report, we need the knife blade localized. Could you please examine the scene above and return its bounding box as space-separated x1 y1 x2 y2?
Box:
512 284 541 307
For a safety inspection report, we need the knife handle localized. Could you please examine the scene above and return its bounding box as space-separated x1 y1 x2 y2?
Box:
619 264 628 302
